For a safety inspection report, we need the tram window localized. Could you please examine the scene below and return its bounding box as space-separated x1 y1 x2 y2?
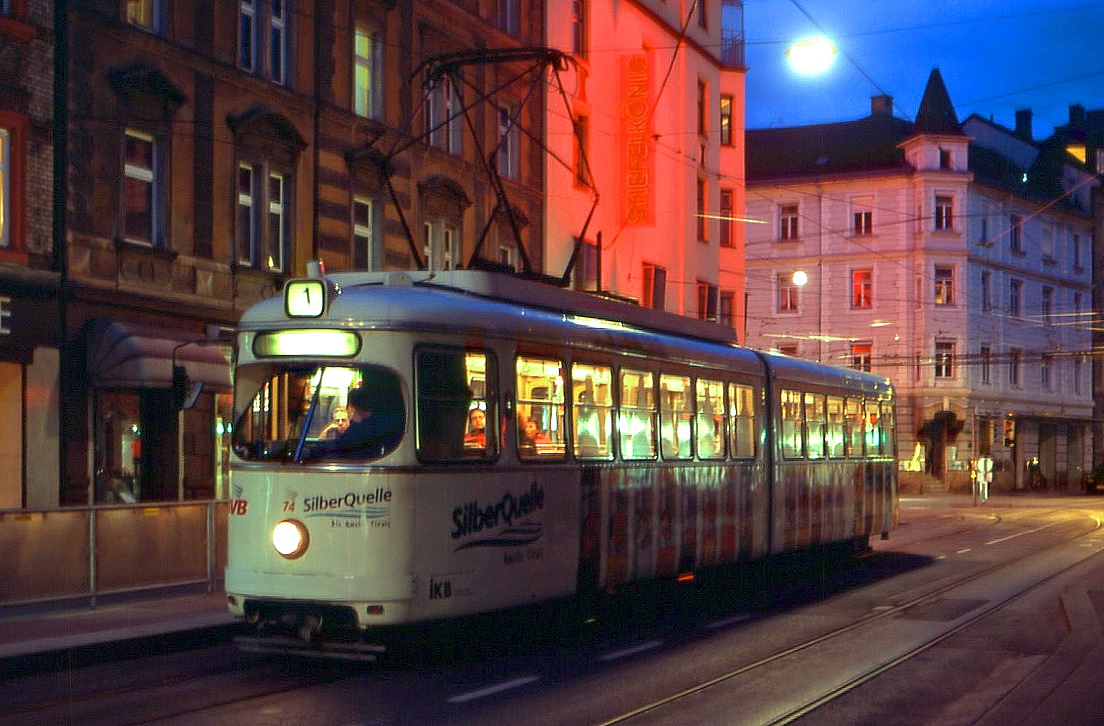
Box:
415 348 498 462
659 373 692 459
880 401 896 458
571 363 613 459
619 369 657 459
516 356 567 460
865 402 881 457
232 363 404 462
780 389 804 459
805 393 827 459
826 396 845 458
729 383 757 458
696 378 725 459
844 397 864 458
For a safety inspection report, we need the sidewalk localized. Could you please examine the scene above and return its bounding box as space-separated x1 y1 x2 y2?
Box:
0 589 238 672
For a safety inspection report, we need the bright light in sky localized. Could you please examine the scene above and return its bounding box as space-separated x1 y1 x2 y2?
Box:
786 36 838 76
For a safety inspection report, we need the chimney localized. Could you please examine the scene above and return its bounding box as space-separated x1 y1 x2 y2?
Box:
1014 109 1032 140
870 94 893 116
1069 104 1086 125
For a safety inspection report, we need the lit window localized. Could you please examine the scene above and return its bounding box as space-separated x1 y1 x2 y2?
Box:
719 95 733 146
851 342 872 372
934 340 954 378
236 163 255 265
266 172 286 271
353 26 379 119
423 218 457 271
851 197 873 236
851 269 872 308
934 266 954 305
126 0 159 32
236 160 291 272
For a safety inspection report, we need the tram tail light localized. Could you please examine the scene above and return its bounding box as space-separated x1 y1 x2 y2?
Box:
272 519 309 559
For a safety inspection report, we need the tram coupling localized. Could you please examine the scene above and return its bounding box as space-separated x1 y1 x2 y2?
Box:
233 601 386 662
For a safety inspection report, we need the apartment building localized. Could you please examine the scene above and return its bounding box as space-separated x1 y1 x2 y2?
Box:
744 70 1096 492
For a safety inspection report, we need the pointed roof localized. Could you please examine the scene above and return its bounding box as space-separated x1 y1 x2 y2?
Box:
914 68 962 135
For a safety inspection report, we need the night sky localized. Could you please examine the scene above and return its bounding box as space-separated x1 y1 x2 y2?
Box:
740 0 1104 137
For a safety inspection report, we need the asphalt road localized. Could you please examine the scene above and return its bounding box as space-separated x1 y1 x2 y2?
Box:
3 494 1103 726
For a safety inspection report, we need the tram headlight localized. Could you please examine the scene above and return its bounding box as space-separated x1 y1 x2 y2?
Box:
272 519 309 559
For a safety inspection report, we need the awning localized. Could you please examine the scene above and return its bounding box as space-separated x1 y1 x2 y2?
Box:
86 320 231 391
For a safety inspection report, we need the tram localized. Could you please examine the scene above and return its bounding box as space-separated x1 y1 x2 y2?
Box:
225 267 897 658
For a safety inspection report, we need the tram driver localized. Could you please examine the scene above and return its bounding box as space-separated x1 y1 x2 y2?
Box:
313 384 402 459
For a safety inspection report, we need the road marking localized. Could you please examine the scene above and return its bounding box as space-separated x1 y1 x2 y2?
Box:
705 614 753 630
446 675 541 704
599 640 663 662
956 548 972 554
986 520 1063 545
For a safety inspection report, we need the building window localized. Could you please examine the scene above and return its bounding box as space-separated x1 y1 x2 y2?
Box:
0 127 10 249
236 161 290 271
423 218 457 271
934 340 954 378
122 129 162 246
719 95 733 146
934 265 954 305
1074 292 1083 326
939 148 952 169
719 189 734 248
851 197 873 236
575 239 598 291
497 105 519 180
1074 357 1084 395
934 195 954 231
719 291 734 328
697 80 707 137
240 0 288 85
980 270 992 312
697 282 718 321
1041 286 1054 325
571 0 587 59
354 25 381 119
696 178 707 241
1072 233 1083 269
1040 354 1054 391
778 273 799 313
1010 278 1023 317
1009 214 1023 253
1009 347 1022 386
427 73 462 154
126 0 160 32
851 269 872 309
498 0 520 35
573 115 590 187
352 196 375 270
980 345 991 384
697 0 707 28
851 342 872 372
779 343 798 357
779 203 798 241
642 263 666 310
1040 224 1055 260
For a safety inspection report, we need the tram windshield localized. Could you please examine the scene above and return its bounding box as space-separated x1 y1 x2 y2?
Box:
232 363 404 463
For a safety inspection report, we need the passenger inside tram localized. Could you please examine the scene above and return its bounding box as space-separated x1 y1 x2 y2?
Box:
463 408 487 448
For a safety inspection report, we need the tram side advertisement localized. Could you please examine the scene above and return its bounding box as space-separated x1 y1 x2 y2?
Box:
421 469 581 614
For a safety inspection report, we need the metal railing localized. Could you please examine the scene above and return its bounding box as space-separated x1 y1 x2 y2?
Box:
0 500 228 608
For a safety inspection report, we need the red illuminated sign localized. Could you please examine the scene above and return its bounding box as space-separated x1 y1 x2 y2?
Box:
622 54 654 227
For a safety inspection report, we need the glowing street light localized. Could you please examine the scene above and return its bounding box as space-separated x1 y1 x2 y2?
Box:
786 36 838 76
792 270 809 286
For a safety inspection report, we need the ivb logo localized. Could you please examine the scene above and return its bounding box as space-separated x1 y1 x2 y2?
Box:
229 499 249 516
429 577 452 600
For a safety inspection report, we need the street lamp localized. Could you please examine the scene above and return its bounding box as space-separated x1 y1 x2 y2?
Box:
786 36 837 76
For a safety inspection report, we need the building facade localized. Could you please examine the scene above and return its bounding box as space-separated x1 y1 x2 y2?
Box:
0 0 61 510
744 71 1096 493
544 0 747 330
50 0 548 508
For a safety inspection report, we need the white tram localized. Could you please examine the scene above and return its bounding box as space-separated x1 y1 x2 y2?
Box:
226 268 897 657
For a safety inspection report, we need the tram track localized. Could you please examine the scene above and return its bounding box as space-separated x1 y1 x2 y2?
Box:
595 508 1104 726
